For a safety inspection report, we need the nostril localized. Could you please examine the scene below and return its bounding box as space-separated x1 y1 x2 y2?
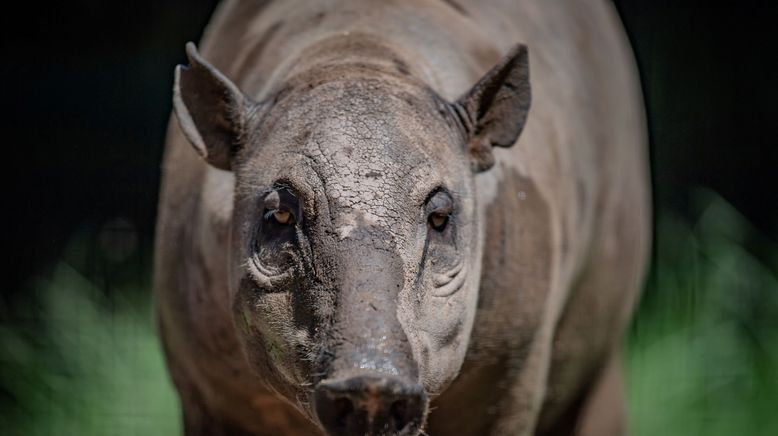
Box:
333 397 354 428
315 376 427 435
390 399 409 430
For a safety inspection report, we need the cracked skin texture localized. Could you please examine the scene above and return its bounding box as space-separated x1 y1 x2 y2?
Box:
154 0 650 435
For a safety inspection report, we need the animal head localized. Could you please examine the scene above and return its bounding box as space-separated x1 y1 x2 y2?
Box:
173 39 530 435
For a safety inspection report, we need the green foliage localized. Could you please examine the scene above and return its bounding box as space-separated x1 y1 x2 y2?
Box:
0 261 180 435
1 190 776 435
626 190 778 436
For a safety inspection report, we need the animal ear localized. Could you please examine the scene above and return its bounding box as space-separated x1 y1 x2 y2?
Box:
173 42 254 171
453 44 531 172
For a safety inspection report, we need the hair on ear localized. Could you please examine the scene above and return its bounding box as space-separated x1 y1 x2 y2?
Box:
173 42 254 171
454 44 531 172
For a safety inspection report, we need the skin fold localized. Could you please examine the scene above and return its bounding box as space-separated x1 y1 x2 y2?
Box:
154 0 650 435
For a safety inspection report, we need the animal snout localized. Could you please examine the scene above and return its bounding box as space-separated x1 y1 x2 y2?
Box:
314 375 427 436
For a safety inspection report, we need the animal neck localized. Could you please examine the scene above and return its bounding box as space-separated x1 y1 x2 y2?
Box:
280 32 431 88
201 0 500 102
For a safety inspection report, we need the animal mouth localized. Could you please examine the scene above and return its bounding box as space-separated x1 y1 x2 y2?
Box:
430 259 466 297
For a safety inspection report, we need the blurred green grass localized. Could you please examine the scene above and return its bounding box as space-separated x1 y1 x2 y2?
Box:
626 190 778 436
1 190 777 435
0 233 181 435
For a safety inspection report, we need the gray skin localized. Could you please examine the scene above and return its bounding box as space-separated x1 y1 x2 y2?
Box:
154 0 650 435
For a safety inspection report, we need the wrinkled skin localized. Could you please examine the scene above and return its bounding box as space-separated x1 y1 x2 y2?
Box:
154 1 650 435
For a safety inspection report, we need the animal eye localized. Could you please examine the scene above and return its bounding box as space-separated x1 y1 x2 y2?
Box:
262 188 299 226
271 210 292 225
425 190 454 233
429 212 449 231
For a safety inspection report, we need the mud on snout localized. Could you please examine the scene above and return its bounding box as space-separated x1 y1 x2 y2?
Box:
312 236 428 436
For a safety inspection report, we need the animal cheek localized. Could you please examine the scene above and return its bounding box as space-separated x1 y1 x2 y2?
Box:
398 287 471 392
236 291 309 386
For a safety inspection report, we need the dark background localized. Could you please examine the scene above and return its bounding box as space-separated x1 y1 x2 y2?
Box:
1 1 776 296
